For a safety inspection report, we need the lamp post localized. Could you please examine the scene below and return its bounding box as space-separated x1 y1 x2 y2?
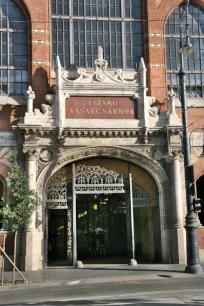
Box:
179 0 203 274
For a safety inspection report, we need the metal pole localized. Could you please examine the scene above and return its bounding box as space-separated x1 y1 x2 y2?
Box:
0 246 29 283
179 1 203 274
129 171 135 260
72 163 77 266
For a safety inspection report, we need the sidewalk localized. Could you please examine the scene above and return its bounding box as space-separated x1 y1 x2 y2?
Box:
1 264 204 291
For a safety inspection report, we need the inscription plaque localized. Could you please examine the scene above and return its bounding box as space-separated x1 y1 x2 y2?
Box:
65 97 136 119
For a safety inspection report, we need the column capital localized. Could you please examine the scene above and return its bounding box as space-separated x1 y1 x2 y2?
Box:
23 149 39 161
172 150 183 160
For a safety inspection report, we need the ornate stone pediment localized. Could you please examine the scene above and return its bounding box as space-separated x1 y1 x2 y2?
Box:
61 46 138 85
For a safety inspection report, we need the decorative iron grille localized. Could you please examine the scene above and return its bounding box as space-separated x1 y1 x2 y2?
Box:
74 165 125 194
46 168 68 209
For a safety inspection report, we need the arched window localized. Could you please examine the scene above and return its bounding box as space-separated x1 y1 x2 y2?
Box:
51 0 143 69
0 0 28 95
166 3 204 98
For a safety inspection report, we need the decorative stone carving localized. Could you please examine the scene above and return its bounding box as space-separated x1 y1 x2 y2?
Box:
40 150 53 162
94 46 108 82
23 149 39 161
153 149 164 161
146 96 160 117
165 88 182 126
41 100 52 116
166 88 176 116
25 86 35 114
61 46 138 84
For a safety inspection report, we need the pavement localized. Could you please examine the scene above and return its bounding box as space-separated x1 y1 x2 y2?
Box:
1 263 204 291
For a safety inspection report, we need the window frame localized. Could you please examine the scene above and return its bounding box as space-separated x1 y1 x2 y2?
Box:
51 0 143 70
0 0 29 97
165 3 204 98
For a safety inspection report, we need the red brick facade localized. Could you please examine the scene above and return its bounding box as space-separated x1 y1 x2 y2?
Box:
1 0 204 269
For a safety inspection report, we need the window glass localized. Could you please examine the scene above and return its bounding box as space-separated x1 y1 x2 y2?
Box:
166 4 204 97
51 0 143 69
0 0 28 95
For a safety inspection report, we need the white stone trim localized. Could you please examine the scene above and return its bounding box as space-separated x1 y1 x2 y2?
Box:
0 95 26 105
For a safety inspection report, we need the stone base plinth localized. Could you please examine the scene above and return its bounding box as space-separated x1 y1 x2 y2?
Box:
171 227 186 264
21 231 43 271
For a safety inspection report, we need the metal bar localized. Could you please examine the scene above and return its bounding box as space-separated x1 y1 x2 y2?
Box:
129 167 135 260
72 163 77 266
0 246 29 284
1 234 5 286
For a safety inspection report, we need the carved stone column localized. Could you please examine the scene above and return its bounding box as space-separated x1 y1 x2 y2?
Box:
22 149 43 271
27 150 38 230
170 152 186 263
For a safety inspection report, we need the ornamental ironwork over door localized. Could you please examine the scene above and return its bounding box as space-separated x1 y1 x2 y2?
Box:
74 165 125 194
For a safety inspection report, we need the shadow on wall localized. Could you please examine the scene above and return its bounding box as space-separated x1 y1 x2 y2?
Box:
0 105 26 131
32 67 55 110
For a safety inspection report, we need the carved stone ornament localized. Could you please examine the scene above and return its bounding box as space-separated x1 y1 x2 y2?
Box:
61 46 138 84
33 94 53 117
25 86 35 100
166 88 176 116
147 96 160 117
40 149 53 162
36 146 170 227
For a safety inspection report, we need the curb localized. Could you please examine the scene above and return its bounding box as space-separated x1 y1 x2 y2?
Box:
0 271 204 292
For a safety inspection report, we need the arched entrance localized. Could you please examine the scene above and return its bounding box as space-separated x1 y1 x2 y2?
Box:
45 157 160 266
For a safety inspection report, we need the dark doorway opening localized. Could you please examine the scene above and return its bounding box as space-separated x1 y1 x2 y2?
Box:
48 209 67 265
77 194 128 264
196 175 204 226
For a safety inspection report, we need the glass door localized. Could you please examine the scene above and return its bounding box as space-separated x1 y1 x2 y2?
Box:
48 209 67 263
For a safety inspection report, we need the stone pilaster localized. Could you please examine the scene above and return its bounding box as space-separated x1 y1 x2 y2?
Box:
170 152 186 263
22 150 43 271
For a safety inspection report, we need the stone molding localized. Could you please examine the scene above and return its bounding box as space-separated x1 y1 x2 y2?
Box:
16 126 165 139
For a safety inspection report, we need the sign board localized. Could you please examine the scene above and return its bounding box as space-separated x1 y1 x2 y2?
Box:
65 96 136 119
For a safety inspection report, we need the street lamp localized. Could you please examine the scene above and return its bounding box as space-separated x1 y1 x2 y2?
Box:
179 0 203 274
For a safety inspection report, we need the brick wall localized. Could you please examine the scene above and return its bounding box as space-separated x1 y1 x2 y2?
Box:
0 0 202 128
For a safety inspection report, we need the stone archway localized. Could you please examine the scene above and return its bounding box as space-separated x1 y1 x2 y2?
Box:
36 146 170 263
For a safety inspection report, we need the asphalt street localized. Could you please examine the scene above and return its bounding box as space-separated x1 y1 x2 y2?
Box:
0 276 204 306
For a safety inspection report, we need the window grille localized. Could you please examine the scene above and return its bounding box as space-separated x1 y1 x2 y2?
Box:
51 0 143 69
0 0 28 95
166 3 204 98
